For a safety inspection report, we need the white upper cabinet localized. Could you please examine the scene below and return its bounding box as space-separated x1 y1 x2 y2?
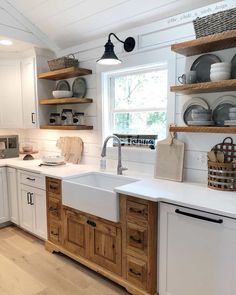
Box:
21 57 37 128
0 60 23 128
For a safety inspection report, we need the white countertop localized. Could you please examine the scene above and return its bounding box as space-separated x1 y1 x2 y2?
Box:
1 157 236 219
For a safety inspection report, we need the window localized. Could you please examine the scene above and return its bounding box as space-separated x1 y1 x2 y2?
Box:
106 64 168 145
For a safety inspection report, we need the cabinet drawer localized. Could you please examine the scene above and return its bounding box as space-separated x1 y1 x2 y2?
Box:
127 222 148 255
46 177 61 197
127 200 148 221
20 170 45 189
48 222 61 245
48 197 61 221
126 256 147 289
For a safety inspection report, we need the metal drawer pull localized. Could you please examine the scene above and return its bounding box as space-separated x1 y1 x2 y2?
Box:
129 208 144 214
49 207 57 212
130 236 142 244
129 268 141 276
27 192 30 204
26 177 35 181
49 184 58 190
30 193 34 205
175 209 223 224
31 112 36 124
51 231 59 236
87 220 96 227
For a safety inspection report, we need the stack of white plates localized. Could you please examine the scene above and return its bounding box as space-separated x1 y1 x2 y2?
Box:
224 107 236 126
210 63 231 81
188 109 214 126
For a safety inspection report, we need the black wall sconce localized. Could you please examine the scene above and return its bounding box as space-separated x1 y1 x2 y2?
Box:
97 33 135 65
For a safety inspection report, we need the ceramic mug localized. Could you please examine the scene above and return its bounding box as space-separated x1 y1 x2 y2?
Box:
178 71 197 84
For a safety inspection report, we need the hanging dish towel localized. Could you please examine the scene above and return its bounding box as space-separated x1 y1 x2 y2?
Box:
56 137 83 164
154 134 185 182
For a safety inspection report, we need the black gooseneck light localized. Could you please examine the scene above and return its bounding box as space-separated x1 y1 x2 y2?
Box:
97 33 135 65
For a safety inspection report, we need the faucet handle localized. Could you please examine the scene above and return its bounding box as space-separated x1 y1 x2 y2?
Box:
119 166 128 175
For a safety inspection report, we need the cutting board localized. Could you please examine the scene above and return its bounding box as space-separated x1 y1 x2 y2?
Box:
154 137 185 182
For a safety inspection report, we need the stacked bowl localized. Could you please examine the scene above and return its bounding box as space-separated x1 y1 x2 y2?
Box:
225 107 236 126
188 109 214 126
210 62 231 81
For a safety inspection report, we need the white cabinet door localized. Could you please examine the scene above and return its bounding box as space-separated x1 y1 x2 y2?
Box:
0 60 23 128
7 167 19 225
21 57 37 128
32 187 47 239
19 184 34 233
0 168 9 223
19 183 47 240
159 203 236 295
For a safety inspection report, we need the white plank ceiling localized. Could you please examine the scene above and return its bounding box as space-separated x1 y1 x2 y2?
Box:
7 0 220 50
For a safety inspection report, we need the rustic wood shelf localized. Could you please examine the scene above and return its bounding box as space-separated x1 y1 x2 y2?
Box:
170 79 236 94
171 30 236 56
169 126 236 134
40 125 93 130
39 98 93 105
37 67 92 80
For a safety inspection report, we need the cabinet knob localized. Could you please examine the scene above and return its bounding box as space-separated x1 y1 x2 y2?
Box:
129 268 141 276
87 220 96 227
130 236 142 244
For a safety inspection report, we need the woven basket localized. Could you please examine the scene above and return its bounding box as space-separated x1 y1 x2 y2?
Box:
193 7 236 38
48 54 79 71
208 137 236 191
208 161 236 191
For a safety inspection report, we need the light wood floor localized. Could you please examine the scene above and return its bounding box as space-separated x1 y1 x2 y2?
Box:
0 226 129 295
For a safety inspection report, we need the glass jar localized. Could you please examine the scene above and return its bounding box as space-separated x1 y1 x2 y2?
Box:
49 113 60 125
61 109 73 125
73 112 85 125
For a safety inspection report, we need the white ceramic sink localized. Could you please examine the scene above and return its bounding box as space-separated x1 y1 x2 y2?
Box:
62 172 139 222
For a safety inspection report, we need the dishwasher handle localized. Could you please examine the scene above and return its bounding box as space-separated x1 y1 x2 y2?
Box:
175 209 223 224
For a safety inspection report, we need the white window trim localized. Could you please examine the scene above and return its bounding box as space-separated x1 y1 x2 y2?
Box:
103 63 168 142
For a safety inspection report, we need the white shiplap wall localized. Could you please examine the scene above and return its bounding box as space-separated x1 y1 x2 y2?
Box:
2 0 236 183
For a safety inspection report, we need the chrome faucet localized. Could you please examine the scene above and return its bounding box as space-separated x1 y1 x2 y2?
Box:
101 135 127 175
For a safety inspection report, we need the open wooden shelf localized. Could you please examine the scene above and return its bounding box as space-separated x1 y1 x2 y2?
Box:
37 67 92 80
169 126 236 134
171 29 236 56
39 97 93 105
40 125 93 130
170 79 236 94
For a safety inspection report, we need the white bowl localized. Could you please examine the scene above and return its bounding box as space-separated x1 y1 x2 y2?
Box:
192 113 212 121
229 107 236 112
229 113 236 120
211 62 231 67
210 72 231 81
22 145 33 153
52 90 73 99
42 155 64 163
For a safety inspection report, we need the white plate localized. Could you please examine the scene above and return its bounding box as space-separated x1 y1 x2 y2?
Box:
224 120 236 126
187 120 215 126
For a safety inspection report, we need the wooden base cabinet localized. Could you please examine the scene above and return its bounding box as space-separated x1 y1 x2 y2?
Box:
45 178 157 295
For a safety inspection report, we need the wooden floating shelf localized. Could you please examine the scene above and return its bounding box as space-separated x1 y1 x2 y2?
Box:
171 29 236 56
170 79 236 94
40 125 93 130
169 126 236 134
38 67 92 80
39 98 93 105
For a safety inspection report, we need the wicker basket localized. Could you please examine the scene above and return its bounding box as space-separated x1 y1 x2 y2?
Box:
208 161 236 191
193 7 236 38
48 54 79 71
208 137 236 191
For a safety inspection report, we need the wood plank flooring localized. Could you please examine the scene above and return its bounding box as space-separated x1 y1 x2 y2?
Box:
0 226 129 295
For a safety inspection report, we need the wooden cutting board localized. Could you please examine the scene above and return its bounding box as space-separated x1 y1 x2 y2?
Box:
154 137 185 182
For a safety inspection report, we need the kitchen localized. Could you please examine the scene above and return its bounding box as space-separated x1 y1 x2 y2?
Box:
0 0 236 294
